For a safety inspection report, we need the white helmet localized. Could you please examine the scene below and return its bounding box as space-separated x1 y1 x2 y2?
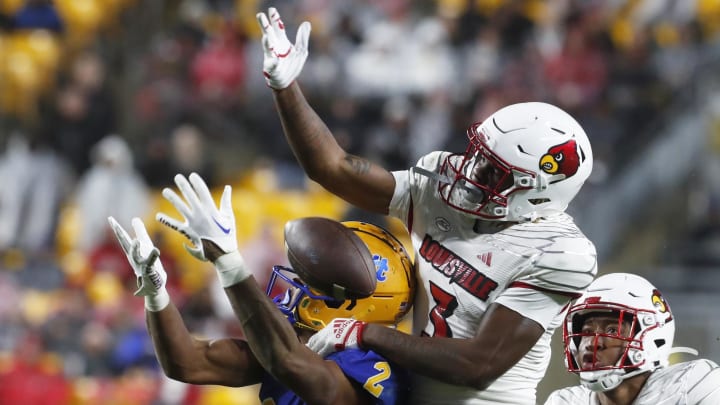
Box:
438 102 593 221
563 273 676 391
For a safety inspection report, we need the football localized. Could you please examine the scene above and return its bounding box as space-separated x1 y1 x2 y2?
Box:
284 217 377 300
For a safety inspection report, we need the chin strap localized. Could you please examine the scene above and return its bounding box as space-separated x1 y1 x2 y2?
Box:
587 369 649 392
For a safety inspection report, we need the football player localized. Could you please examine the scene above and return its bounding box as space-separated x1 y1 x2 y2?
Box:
545 273 720 405
108 172 415 405
256 7 598 404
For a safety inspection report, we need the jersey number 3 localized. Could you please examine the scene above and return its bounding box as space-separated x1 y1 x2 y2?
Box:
426 282 458 338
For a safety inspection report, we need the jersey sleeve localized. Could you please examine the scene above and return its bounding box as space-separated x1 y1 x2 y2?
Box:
688 359 720 404
389 151 447 226
326 349 409 405
542 387 591 405
496 234 597 328
520 235 598 296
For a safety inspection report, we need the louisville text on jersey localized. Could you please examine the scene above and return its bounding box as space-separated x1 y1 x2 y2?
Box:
419 235 498 300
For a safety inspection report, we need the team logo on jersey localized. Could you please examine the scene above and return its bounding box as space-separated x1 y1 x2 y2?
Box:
539 140 580 179
419 234 498 300
435 217 452 232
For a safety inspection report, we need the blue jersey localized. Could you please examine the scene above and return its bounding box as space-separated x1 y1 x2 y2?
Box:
259 349 409 405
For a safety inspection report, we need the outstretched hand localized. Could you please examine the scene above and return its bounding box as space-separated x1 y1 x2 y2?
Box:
108 216 170 311
156 173 237 262
256 7 311 90
157 172 251 288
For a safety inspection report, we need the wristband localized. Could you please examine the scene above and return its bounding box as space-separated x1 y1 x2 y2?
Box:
144 288 170 312
214 250 252 287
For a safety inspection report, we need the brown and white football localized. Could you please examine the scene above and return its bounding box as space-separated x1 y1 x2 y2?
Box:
284 217 377 300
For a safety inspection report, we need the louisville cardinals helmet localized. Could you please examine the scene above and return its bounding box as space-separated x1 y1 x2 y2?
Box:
438 102 593 221
563 273 676 391
268 221 415 331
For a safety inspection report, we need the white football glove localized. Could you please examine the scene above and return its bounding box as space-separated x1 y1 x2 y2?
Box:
108 216 170 311
156 172 250 287
256 7 311 90
307 318 367 358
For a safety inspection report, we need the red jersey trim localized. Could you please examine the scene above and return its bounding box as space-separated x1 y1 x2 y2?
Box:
508 281 582 298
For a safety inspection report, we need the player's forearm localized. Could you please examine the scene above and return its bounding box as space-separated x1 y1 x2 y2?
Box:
272 84 344 180
224 278 306 377
145 302 204 380
273 85 395 213
362 323 498 389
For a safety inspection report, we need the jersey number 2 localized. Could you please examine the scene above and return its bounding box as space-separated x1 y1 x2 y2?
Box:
363 361 391 397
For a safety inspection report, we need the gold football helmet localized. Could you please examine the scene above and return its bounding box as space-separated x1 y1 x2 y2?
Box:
268 221 415 331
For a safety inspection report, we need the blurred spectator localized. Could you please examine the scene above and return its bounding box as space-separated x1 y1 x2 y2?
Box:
74 135 150 253
43 51 116 177
0 332 73 405
12 0 64 33
0 9 13 31
0 132 72 253
139 122 216 188
543 23 609 111
190 23 247 109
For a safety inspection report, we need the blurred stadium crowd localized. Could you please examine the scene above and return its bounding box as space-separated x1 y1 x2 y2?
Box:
1 0 720 404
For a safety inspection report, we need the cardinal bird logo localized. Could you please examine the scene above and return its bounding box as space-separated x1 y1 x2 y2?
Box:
651 289 670 314
539 140 580 178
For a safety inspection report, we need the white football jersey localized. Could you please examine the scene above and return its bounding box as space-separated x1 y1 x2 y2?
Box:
390 151 598 404
544 359 720 405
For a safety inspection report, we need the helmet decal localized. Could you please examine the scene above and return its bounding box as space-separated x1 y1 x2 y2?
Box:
651 289 670 314
540 139 580 178
374 254 389 282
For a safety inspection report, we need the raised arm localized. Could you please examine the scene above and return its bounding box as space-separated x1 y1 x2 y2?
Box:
311 303 545 389
257 8 395 214
157 173 372 404
107 217 262 386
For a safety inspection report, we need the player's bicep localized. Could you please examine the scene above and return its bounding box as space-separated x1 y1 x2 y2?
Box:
188 338 264 386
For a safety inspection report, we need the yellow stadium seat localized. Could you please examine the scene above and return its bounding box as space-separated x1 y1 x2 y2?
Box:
56 0 103 48
0 0 24 14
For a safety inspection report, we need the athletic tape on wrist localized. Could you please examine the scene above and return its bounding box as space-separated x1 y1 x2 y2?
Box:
145 288 170 312
214 251 252 287
356 321 367 349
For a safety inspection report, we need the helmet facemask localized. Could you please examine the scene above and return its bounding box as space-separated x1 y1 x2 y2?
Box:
439 124 538 220
563 303 671 391
267 265 343 331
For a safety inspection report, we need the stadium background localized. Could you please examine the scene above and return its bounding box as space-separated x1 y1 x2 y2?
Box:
1 0 719 403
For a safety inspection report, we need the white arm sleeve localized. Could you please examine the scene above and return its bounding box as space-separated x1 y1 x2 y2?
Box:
495 285 568 330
